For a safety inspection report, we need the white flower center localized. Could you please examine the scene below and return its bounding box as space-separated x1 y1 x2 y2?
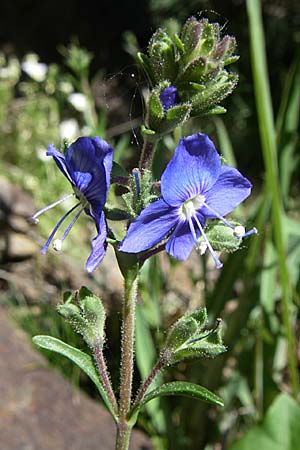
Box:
180 194 205 220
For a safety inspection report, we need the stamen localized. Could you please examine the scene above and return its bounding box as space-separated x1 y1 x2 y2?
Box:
203 202 234 229
193 214 223 269
236 227 257 238
53 239 62 251
60 204 86 242
41 202 81 254
133 168 141 199
29 193 74 223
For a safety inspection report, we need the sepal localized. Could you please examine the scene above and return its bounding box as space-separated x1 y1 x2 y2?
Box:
146 82 192 135
147 29 178 84
160 308 226 365
57 287 106 349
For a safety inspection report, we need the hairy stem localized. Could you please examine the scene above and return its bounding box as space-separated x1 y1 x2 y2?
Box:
133 359 163 407
116 268 139 450
139 137 159 171
94 343 118 416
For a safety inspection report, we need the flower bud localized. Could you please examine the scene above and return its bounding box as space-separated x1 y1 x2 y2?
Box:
138 17 239 122
57 287 106 348
148 29 178 83
200 220 244 253
160 308 225 365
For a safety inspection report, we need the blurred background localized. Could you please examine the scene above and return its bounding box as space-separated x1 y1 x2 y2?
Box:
0 1 300 449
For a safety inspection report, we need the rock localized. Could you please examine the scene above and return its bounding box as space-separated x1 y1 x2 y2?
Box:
0 308 151 450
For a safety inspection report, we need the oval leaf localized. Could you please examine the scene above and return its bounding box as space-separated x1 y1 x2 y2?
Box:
129 381 223 421
33 335 117 420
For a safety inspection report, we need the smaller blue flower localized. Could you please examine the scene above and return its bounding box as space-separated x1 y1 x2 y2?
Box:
119 133 256 268
30 137 113 273
159 86 179 112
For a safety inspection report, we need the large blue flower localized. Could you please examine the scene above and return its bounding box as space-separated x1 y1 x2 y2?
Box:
119 133 255 268
30 137 113 273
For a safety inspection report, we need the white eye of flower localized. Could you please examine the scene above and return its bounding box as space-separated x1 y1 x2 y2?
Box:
21 59 47 82
68 93 88 112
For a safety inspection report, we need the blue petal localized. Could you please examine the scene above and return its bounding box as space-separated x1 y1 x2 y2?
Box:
166 220 195 261
73 171 92 191
161 133 221 206
46 145 73 184
86 212 108 273
66 136 113 214
159 86 179 112
119 199 179 253
202 165 252 217
166 213 205 261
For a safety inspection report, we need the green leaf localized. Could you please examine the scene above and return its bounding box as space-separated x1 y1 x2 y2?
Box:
160 103 191 134
129 381 223 421
32 335 117 420
111 161 129 179
229 394 300 450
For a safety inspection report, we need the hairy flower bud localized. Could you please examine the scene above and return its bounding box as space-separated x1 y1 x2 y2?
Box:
138 16 239 120
57 287 106 348
160 308 226 365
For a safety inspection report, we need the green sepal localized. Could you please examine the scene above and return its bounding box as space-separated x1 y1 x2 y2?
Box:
161 308 226 365
201 220 243 252
205 105 227 115
147 87 165 131
32 335 117 421
128 381 223 424
200 22 216 55
189 71 238 116
224 55 240 66
141 124 156 136
57 287 106 349
148 29 178 83
136 52 155 84
173 34 185 55
178 57 206 82
159 103 192 134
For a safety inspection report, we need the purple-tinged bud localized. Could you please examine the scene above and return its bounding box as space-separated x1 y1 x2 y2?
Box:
159 85 179 112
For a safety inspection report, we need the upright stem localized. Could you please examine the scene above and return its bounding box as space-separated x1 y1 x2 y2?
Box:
139 137 159 171
116 268 139 450
247 0 299 397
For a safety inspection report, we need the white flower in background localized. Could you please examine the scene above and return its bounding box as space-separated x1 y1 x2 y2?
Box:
68 93 88 112
36 148 49 162
59 119 79 140
22 54 47 82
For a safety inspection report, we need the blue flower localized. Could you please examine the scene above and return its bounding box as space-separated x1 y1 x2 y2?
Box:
119 133 256 268
159 86 179 112
30 137 113 273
